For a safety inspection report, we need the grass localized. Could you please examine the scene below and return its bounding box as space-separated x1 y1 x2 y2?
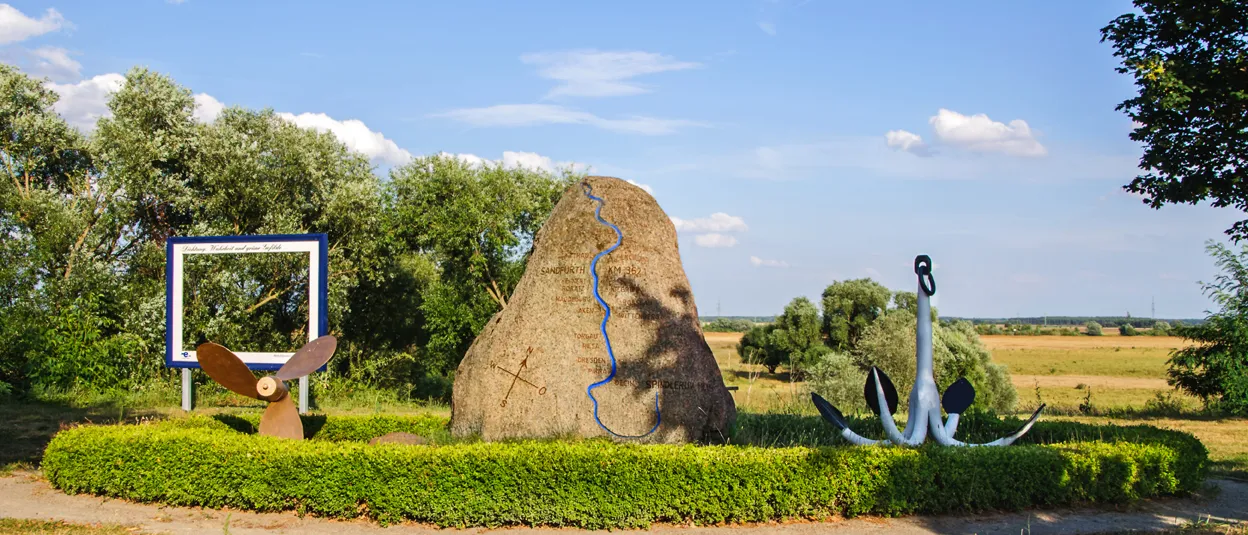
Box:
0 519 144 534
984 334 1190 378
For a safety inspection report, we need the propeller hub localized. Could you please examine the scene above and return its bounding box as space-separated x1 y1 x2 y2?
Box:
256 376 288 401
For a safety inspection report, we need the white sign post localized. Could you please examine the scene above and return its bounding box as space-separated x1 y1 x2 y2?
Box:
165 234 329 414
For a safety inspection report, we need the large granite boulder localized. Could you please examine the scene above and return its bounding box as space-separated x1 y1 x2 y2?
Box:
450 176 736 443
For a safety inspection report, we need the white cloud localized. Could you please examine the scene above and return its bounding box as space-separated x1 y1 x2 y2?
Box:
864 267 882 279
277 112 413 165
167 0 188 4
758 22 776 35
0 5 66 45
519 50 701 98
687 135 1136 182
46 73 125 131
437 150 591 175
192 93 224 123
750 256 788 268
929 109 1046 157
626 179 653 194
28 46 80 82
670 213 748 233
435 104 705 135
695 233 738 248
885 129 931 157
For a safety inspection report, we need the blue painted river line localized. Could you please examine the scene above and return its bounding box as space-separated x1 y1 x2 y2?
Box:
581 181 661 439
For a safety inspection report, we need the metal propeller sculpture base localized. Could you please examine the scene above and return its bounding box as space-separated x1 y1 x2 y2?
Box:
811 255 1045 447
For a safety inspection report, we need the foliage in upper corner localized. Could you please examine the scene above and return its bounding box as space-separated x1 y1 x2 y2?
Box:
1100 0 1248 241
1168 239 1248 415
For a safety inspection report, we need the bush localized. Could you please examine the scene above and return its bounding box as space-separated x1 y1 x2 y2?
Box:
702 318 755 332
853 312 1017 413
1150 321 1172 336
804 351 868 414
1085 321 1103 336
1119 324 1139 336
42 413 1207 528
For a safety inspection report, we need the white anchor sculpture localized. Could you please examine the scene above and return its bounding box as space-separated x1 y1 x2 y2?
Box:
811 255 1045 447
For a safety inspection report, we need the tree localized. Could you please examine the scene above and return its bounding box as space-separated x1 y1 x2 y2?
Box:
892 290 938 323
1086 321 1104 336
821 278 891 351
387 154 578 373
737 297 827 375
1167 240 1248 414
1120 323 1139 336
853 310 1016 413
737 325 782 374
1100 1 1248 241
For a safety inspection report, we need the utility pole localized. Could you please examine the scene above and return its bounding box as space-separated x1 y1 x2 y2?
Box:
717 299 721 318
1152 297 1155 320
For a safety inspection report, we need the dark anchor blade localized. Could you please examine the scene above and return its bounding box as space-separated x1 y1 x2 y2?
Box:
864 366 899 415
942 377 976 415
811 392 848 431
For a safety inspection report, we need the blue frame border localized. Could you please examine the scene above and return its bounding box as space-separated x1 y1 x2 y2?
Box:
165 233 330 372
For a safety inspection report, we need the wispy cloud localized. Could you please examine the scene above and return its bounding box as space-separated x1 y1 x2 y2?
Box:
670 213 748 233
520 50 701 98
751 256 789 268
758 21 776 35
695 233 738 248
435 104 707 135
0 5 67 45
885 129 932 157
680 134 1137 182
28 46 80 82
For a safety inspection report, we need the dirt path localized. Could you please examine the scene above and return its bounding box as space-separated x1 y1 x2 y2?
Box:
1011 374 1171 390
2 472 1245 534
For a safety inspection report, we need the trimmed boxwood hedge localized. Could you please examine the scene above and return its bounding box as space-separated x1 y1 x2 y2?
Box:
41 413 1208 529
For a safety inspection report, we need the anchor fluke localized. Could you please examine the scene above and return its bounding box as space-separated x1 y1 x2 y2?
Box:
864 366 899 416
941 377 976 415
811 392 849 431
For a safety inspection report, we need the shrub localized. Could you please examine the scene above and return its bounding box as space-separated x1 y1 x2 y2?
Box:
703 318 755 332
1085 321 1103 336
804 351 868 414
41 413 1207 528
853 312 1017 413
1119 324 1139 336
1150 321 1172 336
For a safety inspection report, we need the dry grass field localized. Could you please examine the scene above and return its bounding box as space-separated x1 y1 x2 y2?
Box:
705 330 1248 479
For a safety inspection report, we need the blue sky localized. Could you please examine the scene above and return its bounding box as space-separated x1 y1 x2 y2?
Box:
2 0 1241 319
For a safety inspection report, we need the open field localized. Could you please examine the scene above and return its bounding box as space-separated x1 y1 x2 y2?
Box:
705 330 1248 479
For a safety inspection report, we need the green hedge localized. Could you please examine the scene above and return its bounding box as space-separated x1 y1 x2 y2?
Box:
41 414 1208 529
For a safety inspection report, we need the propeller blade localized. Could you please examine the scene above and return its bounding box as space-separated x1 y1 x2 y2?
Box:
942 377 976 415
195 342 261 399
811 392 848 431
258 393 304 440
275 335 337 382
864 366 899 415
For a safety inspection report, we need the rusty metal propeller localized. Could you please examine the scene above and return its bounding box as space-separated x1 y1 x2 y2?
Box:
195 335 337 440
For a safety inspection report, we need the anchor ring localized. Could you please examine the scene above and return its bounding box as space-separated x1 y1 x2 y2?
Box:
914 255 936 296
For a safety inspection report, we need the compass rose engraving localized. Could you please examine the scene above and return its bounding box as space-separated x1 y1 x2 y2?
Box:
493 347 547 408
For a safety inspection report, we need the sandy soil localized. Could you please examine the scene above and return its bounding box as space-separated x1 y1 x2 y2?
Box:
2 471 1245 534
